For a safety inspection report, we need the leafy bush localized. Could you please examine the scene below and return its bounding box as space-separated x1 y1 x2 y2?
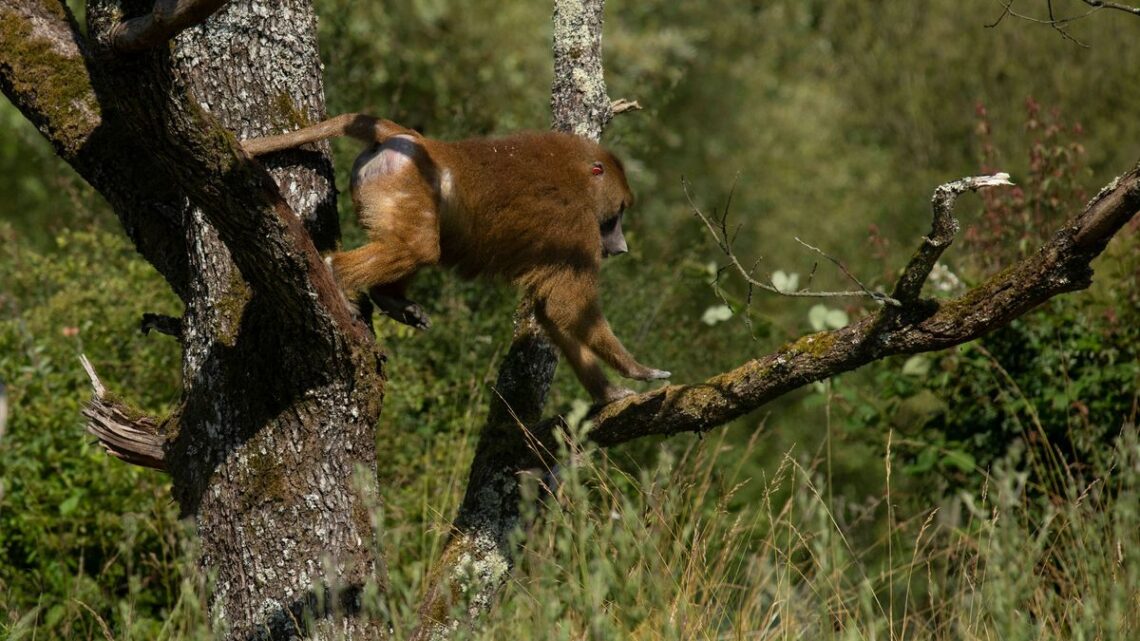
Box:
0 225 190 638
835 101 1139 488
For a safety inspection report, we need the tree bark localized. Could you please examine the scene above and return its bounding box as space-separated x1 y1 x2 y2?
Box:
4 1 387 639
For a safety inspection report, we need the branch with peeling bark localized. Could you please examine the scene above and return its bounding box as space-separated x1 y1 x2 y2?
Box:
80 355 166 470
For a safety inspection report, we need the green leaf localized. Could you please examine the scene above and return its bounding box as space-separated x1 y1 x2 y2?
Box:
58 493 81 516
902 355 931 377
772 270 799 293
809 305 848 330
825 309 849 329
808 304 829 331
942 450 976 472
701 304 734 326
905 447 939 474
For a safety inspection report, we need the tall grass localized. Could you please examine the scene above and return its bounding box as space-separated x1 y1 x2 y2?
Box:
459 413 1140 640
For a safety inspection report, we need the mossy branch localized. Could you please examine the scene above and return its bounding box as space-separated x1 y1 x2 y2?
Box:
568 165 1138 447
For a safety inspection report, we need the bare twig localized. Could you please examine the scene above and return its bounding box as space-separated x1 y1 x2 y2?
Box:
110 0 231 52
793 237 895 305
1080 0 1140 16
891 173 1012 304
985 0 1140 45
685 179 901 306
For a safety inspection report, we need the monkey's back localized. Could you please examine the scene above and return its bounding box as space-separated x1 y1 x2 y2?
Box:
430 132 609 283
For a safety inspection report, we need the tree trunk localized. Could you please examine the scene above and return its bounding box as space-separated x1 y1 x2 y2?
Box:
89 2 388 639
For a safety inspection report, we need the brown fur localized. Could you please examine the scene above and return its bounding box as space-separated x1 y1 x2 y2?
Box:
242 113 668 403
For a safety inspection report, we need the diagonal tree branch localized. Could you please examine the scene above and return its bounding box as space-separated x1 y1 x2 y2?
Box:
83 0 363 349
562 164 1139 448
110 0 230 51
0 0 192 299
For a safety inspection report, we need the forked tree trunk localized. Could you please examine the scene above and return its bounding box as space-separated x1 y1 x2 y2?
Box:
78 2 389 639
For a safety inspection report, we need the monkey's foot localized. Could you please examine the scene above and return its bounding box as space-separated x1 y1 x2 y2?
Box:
371 294 432 331
598 386 636 405
628 368 671 381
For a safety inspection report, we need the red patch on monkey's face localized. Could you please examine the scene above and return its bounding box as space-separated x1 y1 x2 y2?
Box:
592 162 604 176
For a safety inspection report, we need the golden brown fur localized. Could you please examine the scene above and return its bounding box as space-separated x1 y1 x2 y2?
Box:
242 113 668 403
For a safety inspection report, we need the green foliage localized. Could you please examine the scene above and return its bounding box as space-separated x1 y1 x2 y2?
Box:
3 0 1140 638
833 100 1139 491
0 225 189 639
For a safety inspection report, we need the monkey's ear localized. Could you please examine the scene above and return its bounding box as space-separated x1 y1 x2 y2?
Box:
591 161 604 176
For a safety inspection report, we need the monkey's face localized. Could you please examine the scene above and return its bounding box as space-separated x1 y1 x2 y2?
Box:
591 152 634 259
601 210 628 258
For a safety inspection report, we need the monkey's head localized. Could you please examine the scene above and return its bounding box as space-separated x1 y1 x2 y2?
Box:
591 151 635 258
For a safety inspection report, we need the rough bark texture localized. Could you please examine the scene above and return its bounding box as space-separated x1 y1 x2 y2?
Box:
551 0 611 138
4 1 387 639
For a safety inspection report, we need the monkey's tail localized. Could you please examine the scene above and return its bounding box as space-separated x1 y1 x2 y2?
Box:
241 113 415 156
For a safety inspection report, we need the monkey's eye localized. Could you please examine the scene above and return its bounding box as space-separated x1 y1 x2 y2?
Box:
601 216 619 233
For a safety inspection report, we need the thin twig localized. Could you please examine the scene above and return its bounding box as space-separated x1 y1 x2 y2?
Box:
794 237 899 306
986 0 1117 46
684 179 899 305
1080 0 1140 16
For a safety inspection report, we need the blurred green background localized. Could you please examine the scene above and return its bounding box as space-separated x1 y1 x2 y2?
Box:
2 1 1139 638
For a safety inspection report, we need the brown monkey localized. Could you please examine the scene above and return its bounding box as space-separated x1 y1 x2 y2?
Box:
242 113 669 403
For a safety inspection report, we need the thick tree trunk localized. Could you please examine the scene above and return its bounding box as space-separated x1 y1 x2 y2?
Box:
117 3 386 638
411 3 614 638
0 0 388 638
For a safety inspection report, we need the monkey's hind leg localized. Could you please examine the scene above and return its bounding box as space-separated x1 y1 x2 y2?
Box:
330 240 434 296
